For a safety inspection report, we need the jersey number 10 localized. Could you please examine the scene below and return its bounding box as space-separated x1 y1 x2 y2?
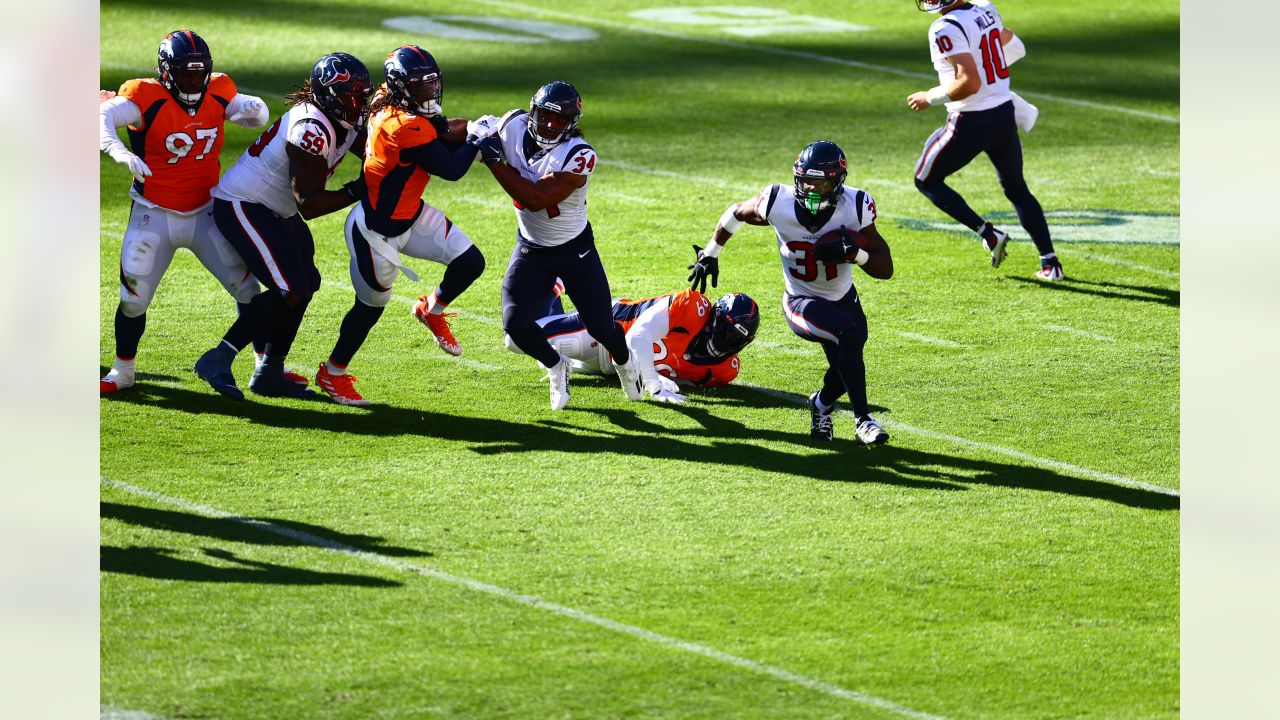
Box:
977 29 1010 84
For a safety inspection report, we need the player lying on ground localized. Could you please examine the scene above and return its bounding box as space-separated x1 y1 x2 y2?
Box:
99 30 269 394
506 284 759 403
194 53 371 400
314 46 490 406
689 140 894 444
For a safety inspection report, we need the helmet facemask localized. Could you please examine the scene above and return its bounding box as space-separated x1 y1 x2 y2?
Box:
528 105 577 149
916 0 957 13
158 32 212 108
794 174 841 214
397 73 442 117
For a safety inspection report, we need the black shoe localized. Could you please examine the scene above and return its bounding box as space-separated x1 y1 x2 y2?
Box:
809 392 834 441
194 346 244 401
249 362 316 398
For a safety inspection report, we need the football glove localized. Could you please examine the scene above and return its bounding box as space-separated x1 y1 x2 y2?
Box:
342 174 367 201
651 387 687 404
473 135 503 166
109 146 152 182
465 114 499 143
814 230 860 264
687 244 719 293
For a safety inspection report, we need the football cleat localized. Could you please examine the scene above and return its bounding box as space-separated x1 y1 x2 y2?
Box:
979 225 1010 268
413 298 463 356
99 370 135 395
809 393 834 441
613 356 644 401
257 354 309 387
194 346 244 401
1036 257 1066 281
855 415 890 445
316 364 370 406
544 355 571 410
249 363 316 398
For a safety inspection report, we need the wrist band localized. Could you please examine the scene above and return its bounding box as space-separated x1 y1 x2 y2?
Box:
926 85 952 105
718 207 744 234
853 248 870 266
702 241 723 259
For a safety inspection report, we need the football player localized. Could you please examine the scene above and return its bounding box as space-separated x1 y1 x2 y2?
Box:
507 289 759 403
99 30 270 394
907 0 1064 280
193 53 371 400
688 141 894 444
470 81 644 410
315 45 487 406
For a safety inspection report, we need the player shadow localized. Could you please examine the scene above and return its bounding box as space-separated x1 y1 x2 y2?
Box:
112 382 1177 511
1006 277 1179 308
100 501 431 558
100 545 400 587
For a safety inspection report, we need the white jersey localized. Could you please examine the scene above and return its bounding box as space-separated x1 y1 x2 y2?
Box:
214 103 359 218
495 109 596 247
928 1 1012 113
760 184 877 302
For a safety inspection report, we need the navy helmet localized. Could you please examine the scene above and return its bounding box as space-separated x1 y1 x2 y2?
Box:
384 45 443 117
694 292 760 359
310 52 372 129
157 30 212 107
528 81 582 149
793 140 848 214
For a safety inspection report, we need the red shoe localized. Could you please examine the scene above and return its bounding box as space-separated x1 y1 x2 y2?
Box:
315 364 370 406
100 370 134 395
413 296 462 356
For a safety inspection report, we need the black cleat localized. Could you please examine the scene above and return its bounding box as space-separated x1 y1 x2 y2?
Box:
809 392 834 441
249 363 316 398
194 346 244 401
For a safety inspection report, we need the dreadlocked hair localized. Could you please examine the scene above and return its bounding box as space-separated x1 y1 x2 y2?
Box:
365 86 402 117
283 82 315 108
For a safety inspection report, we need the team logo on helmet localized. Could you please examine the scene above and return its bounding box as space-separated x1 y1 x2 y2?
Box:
318 56 351 87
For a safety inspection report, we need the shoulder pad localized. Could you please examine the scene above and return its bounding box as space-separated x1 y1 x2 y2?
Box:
209 73 237 97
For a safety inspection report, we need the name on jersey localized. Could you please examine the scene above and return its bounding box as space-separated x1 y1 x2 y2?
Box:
975 10 995 30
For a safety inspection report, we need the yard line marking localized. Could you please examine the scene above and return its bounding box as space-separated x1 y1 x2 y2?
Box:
595 189 656 204
600 159 762 193
737 384 1179 497
1045 324 1116 343
756 340 817 356
895 332 965 348
319 280 503 328
101 477 947 720
468 0 1178 125
101 706 164 720
1054 248 1180 279
865 177 919 193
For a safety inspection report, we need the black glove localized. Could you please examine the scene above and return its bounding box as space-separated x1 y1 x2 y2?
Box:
813 230 857 264
686 244 719 294
342 174 367 202
428 114 450 137
473 135 503 166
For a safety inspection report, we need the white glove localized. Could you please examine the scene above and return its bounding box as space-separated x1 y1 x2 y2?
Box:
109 146 151 181
466 114 500 140
651 387 687 404
227 96 268 127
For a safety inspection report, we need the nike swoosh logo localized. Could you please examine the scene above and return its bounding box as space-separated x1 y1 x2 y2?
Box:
578 250 591 258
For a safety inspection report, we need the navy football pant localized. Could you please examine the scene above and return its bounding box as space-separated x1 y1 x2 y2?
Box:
783 289 872 418
501 225 629 369
914 100 1054 256
214 198 320 357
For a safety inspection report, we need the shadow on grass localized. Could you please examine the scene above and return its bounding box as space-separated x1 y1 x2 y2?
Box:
100 545 401 586
109 381 1179 511
1006 277 1179 308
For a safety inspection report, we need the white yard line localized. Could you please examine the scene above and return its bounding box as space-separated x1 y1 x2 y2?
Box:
594 189 656 204
1044 324 1116 343
599 159 762 193
1055 248 1180 279
101 707 164 720
737 383 1179 497
757 340 817 356
101 477 947 720
895 332 965 348
469 0 1178 125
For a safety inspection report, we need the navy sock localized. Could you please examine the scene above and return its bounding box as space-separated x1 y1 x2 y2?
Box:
114 305 146 360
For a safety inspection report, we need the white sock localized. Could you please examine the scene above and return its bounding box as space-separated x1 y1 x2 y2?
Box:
1040 252 1057 262
814 394 833 415
426 290 447 316
540 356 563 372
325 360 347 376
255 352 266 368
112 357 136 376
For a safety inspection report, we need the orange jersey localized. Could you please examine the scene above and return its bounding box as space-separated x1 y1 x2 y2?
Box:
118 73 237 212
363 99 437 226
615 289 741 387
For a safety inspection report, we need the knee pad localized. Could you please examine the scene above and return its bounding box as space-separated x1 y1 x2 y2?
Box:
118 286 150 318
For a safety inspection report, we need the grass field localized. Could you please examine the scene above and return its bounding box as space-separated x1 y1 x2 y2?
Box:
100 1 1180 717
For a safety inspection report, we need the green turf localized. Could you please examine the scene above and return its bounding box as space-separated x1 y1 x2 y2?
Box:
101 1 1179 717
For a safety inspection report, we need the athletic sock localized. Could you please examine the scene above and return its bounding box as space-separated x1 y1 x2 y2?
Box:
813 392 834 415
426 290 448 316
325 359 347 377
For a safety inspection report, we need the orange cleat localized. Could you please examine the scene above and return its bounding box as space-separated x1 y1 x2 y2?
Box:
315 364 370 406
413 296 462 356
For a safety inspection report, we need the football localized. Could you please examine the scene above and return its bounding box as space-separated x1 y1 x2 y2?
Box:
816 227 868 261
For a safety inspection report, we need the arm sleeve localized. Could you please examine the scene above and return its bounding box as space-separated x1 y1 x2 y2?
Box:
100 96 142 156
624 297 672 394
1003 33 1026 64
225 93 270 128
400 139 478 181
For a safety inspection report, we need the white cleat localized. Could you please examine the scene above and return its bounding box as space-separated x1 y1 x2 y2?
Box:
855 415 890 445
613 356 644 401
980 225 1010 268
545 355 571 410
1036 257 1066 281
99 369 135 395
